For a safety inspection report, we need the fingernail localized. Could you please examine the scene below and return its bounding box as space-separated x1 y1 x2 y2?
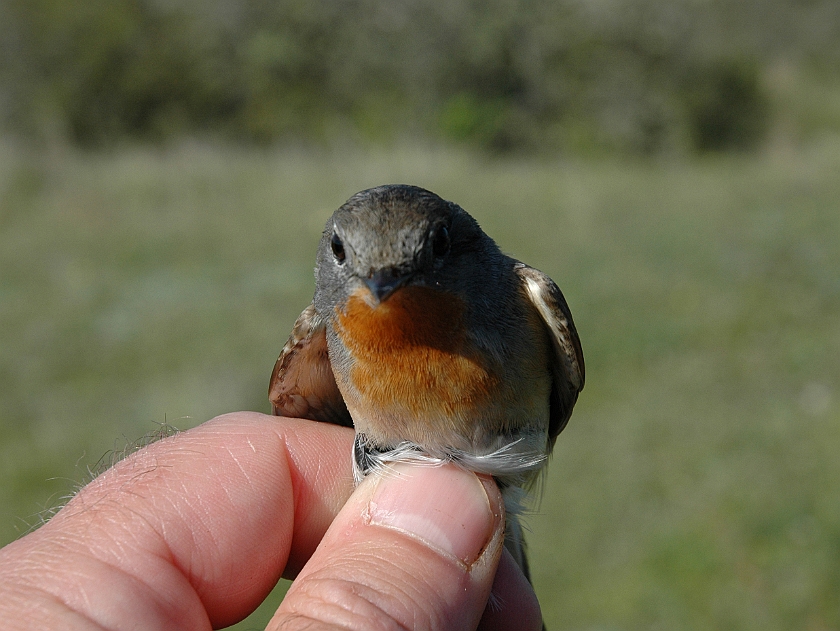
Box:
366 463 500 566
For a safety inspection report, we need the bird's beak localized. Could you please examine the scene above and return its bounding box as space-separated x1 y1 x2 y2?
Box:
364 268 413 304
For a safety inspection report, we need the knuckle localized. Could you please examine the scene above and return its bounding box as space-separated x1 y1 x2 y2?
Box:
282 575 411 631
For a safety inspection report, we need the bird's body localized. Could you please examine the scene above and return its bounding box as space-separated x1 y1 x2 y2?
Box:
269 184 584 583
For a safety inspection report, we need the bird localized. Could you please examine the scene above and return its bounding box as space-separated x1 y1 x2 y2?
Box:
269 184 584 584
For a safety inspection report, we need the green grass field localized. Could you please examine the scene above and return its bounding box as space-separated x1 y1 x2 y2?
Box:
1 139 838 629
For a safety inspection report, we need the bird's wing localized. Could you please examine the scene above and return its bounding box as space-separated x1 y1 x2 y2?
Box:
515 263 585 445
268 303 353 427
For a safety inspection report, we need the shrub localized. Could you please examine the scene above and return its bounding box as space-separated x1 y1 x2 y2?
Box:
1 0 832 154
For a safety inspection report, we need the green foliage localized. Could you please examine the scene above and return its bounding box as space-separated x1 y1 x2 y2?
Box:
2 0 837 153
1 0 223 142
684 60 769 151
1 140 839 629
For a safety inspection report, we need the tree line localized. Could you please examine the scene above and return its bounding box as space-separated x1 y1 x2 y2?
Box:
1 0 838 154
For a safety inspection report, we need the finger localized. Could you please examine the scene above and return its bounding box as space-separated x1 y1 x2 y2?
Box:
478 548 543 631
0 412 355 630
269 462 535 631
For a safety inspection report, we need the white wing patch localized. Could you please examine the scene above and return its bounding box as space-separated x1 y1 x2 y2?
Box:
523 275 583 391
524 276 570 351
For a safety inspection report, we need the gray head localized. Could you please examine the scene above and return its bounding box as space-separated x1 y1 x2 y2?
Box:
313 185 503 317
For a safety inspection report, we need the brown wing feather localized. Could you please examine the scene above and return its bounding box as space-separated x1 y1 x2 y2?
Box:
268 303 353 427
516 264 584 445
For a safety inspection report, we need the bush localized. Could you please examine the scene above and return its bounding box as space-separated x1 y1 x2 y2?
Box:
684 60 769 152
0 0 834 153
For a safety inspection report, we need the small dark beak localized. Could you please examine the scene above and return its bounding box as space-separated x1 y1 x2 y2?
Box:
364 268 412 303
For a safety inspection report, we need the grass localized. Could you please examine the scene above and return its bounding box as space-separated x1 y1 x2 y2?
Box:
1 138 838 630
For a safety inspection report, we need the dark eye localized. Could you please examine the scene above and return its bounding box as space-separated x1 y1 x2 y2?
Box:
431 225 450 258
331 232 346 263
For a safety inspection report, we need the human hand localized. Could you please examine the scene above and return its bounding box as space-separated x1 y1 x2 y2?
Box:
0 412 542 630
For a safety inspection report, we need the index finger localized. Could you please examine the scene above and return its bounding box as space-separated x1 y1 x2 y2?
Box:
0 412 356 629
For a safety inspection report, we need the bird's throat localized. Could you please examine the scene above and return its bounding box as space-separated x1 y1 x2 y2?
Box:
334 286 499 442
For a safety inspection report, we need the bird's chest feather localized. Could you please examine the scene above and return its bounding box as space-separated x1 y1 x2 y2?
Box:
331 286 502 444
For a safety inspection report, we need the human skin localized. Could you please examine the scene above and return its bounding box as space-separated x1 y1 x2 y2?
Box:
0 412 543 630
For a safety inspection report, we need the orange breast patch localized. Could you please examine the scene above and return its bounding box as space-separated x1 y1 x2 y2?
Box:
335 286 499 423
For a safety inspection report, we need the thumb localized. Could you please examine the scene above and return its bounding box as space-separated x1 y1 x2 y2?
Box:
268 462 515 631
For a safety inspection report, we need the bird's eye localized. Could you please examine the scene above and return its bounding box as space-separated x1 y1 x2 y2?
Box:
431 225 450 258
331 232 346 263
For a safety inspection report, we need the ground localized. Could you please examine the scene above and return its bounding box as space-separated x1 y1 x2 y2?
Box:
1 139 838 630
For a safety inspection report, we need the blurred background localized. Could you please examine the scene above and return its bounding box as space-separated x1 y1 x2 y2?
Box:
1 0 839 629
